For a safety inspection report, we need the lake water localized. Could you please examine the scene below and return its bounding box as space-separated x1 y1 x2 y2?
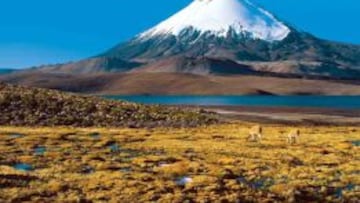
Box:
105 96 360 109
13 163 33 172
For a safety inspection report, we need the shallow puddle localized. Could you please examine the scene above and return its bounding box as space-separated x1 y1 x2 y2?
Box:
89 132 100 139
175 176 192 186
336 183 357 198
237 176 274 190
108 143 120 152
352 140 360 147
13 163 33 172
34 146 46 155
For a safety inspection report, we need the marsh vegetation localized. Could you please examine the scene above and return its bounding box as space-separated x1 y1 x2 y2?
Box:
0 123 359 202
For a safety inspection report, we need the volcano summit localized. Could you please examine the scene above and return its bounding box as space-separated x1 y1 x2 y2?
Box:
140 0 290 41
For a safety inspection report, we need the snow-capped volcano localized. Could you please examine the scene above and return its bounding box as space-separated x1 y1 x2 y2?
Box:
105 0 299 62
27 0 360 80
140 0 290 41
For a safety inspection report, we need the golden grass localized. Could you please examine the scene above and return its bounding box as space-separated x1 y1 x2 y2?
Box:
0 123 359 202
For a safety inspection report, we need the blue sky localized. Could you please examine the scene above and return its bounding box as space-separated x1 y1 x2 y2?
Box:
1 0 359 69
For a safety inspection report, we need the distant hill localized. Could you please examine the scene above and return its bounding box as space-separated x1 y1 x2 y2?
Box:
1 72 360 96
0 82 218 127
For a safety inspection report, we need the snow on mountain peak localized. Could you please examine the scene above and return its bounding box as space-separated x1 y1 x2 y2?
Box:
140 0 290 42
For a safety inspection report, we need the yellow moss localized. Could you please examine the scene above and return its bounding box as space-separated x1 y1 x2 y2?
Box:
156 161 191 177
0 123 359 202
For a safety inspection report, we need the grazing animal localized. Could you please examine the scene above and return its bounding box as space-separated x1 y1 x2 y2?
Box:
247 125 263 142
287 129 300 144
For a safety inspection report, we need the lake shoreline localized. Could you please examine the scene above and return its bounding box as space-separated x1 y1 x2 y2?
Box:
105 95 360 126
198 105 360 126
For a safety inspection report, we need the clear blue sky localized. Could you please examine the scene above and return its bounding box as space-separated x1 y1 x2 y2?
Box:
1 0 359 69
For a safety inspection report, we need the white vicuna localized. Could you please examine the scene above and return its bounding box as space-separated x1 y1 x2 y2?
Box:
140 0 290 42
247 125 263 142
287 129 300 144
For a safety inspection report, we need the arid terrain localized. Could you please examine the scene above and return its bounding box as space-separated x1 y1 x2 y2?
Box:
0 123 359 202
203 106 360 126
1 72 360 95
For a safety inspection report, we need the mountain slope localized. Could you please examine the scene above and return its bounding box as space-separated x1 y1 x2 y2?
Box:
104 29 360 78
6 0 360 85
130 56 257 75
34 57 142 74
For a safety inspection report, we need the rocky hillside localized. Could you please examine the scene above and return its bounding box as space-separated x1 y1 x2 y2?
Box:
0 82 218 127
104 31 360 79
35 57 142 74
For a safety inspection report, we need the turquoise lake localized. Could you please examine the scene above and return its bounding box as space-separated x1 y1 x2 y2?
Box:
105 96 360 109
